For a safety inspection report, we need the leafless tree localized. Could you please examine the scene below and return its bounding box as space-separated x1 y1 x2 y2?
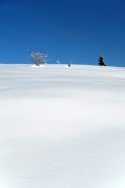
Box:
68 60 72 67
30 51 49 66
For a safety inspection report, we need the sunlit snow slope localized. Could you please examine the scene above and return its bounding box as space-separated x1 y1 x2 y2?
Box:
0 64 125 188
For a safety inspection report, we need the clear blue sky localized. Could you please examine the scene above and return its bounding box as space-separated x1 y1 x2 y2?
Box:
0 0 125 66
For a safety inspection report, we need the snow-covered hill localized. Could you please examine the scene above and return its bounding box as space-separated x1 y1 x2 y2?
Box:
0 64 125 188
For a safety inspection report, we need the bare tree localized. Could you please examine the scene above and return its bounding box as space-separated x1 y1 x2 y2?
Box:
30 51 49 66
67 60 72 67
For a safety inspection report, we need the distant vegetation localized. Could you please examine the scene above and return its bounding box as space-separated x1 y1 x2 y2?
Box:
30 51 49 66
98 55 107 66
30 51 107 67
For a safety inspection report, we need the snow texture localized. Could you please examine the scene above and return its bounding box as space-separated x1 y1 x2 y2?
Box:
0 64 125 188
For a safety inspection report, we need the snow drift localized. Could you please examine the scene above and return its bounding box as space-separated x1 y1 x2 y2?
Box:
0 64 125 188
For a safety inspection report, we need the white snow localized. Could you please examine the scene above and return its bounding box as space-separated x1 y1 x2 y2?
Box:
0 64 125 188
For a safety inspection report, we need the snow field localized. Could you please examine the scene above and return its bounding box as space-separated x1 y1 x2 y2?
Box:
0 64 125 188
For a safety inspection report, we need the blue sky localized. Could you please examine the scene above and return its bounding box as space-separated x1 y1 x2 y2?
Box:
0 0 125 66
